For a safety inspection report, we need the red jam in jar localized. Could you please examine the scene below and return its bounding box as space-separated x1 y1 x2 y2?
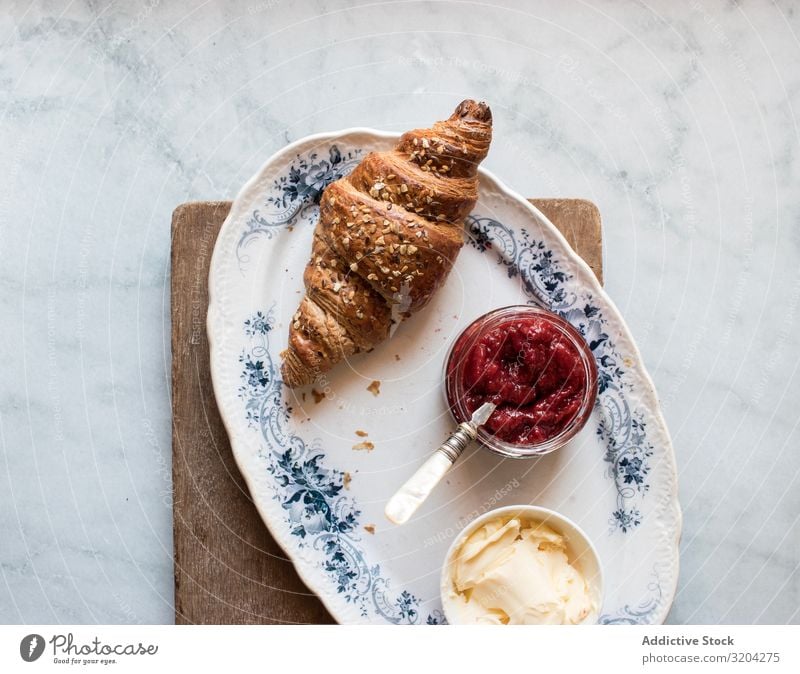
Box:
445 306 598 455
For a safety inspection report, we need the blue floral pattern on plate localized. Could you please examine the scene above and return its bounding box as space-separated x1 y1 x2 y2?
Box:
238 145 362 263
237 307 443 624
210 132 680 625
465 217 655 534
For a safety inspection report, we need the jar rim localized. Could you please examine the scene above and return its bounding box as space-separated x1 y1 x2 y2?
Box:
444 304 599 458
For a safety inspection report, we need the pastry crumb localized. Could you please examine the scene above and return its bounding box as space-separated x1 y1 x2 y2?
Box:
355 429 368 437
364 524 376 535
343 472 352 490
302 392 306 402
311 388 325 404
394 354 401 361
367 380 381 396
352 440 375 452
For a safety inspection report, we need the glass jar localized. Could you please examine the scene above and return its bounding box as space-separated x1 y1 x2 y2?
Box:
444 305 598 459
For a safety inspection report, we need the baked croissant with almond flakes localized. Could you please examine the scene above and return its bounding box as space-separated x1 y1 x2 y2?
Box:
281 99 493 388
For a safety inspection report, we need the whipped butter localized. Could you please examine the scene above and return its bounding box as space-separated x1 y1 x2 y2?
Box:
445 516 596 624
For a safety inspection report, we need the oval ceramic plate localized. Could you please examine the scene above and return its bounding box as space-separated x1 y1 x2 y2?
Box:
207 129 682 624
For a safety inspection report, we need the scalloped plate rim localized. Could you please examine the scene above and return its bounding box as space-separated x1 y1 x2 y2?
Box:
207 126 683 624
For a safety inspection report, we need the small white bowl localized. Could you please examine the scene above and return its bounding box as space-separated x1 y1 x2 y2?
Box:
440 505 604 625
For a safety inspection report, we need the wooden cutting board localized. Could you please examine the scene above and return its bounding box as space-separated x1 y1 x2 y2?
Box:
171 198 603 624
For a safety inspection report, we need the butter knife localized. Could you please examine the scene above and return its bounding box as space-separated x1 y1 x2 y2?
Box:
384 401 496 525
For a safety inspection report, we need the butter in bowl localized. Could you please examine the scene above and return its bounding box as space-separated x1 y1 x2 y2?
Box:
440 505 603 625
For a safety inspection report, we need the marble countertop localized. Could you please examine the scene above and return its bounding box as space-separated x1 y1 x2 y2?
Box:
2 0 798 624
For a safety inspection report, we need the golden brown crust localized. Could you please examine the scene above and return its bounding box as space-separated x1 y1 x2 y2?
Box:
303 234 391 350
318 180 463 311
281 100 492 388
347 152 478 224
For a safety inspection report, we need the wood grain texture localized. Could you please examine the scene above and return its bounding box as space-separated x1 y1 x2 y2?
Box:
171 201 334 625
531 198 603 285
171 198 602 624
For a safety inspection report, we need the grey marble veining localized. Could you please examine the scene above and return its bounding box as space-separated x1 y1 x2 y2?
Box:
1 0 798 624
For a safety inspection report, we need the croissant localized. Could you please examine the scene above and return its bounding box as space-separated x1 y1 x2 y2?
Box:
281 99 493 388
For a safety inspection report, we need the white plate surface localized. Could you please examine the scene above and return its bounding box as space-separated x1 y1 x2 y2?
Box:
207 129 681 624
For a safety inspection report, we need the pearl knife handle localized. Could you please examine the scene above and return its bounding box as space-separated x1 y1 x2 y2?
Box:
384 423 477 525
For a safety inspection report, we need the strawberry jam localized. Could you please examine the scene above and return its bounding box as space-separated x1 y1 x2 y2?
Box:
446 306 597 451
